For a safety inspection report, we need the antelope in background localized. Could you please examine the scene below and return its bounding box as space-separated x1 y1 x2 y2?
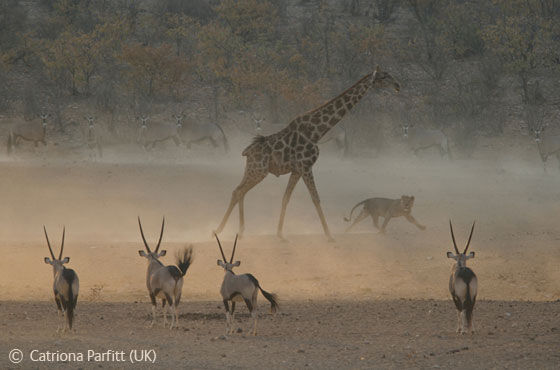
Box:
43 226 79 333
401 122 451 158
447 221 478 335
523 107 560 172
83 116 103 159
137 217 194 330
532 124 560 172
215 234 278 336
7 114 49 156
137 115 182 151
179 114 229 152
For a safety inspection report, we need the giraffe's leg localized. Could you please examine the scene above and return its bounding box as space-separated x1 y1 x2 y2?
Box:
301 171 334 242
215 170 267 237
277 172 301 241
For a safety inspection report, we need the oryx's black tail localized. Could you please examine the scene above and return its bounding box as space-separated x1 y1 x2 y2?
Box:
176 246 194 277
247 274 279 313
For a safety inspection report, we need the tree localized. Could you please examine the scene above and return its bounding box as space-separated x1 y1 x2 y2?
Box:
214 0 279 44
195 21 242 119
482 0 559 103
120 43 189 99
404 0 452 81
39 18 129 95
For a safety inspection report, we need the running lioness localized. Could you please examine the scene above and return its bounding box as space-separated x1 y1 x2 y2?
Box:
344 195 426 233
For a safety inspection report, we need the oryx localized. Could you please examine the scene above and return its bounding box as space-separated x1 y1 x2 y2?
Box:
401 122 451 158
137 217 193 329
179 115 229 152
8 114 49 155
215 234 278 336
531 124 560 172
43 226 79 333
447 220 478 334
137 116 182 151
83 116 103 159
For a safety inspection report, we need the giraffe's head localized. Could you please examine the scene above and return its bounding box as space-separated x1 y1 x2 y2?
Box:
370 66 400 92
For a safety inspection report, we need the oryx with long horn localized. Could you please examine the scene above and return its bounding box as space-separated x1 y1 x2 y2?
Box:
447 220 478 334
43 226 79 333
83 116 103 159
215 234 278 336
137 217 193 330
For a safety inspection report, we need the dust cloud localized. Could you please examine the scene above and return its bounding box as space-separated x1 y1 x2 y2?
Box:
1 134 559 304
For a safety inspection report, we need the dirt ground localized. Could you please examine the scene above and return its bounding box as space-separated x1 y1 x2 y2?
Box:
0 140 559 369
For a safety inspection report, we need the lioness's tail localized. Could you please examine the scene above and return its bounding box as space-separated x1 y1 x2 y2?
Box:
343 200 367 222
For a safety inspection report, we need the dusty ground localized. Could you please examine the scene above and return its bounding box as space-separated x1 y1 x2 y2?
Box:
0 140 559 369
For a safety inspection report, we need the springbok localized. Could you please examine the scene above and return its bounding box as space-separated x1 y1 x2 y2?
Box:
7 114 49 155
215 234 278 336
83 116 103 159
137 217 193 330
531 124 560 172
447 220 477 335
179 115 229 152
43 226 79 333
402 122 451 158
137 116 182 151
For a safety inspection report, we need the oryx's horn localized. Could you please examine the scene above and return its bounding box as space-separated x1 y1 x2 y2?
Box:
59 226 65 259
154 217 165 253
463 221 476 254
230 234 239 263
214 233 227 261
43 226 55 260
449 220 459 254
138 217 152 253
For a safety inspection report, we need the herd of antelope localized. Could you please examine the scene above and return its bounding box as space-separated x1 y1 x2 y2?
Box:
5 112 559 171
42 218 279 336
42 217 477 336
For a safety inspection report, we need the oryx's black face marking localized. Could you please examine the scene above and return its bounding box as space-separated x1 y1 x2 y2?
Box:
139 116 148 128
533 128 543 143
40 114 49 127
447 220 476 267
402 123 410 138
174 115 184 129
43 226 68 269
214 233 240 272
137 216 166 262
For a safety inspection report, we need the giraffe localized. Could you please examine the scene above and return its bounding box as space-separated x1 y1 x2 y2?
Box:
215 66 400 241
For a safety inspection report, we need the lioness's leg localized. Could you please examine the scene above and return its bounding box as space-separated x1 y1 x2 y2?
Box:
405 214 426 230
371 215 380 230
380 214 392 233
345 209 369 232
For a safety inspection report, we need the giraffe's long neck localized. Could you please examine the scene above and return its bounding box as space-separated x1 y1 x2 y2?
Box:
301 73 373 143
